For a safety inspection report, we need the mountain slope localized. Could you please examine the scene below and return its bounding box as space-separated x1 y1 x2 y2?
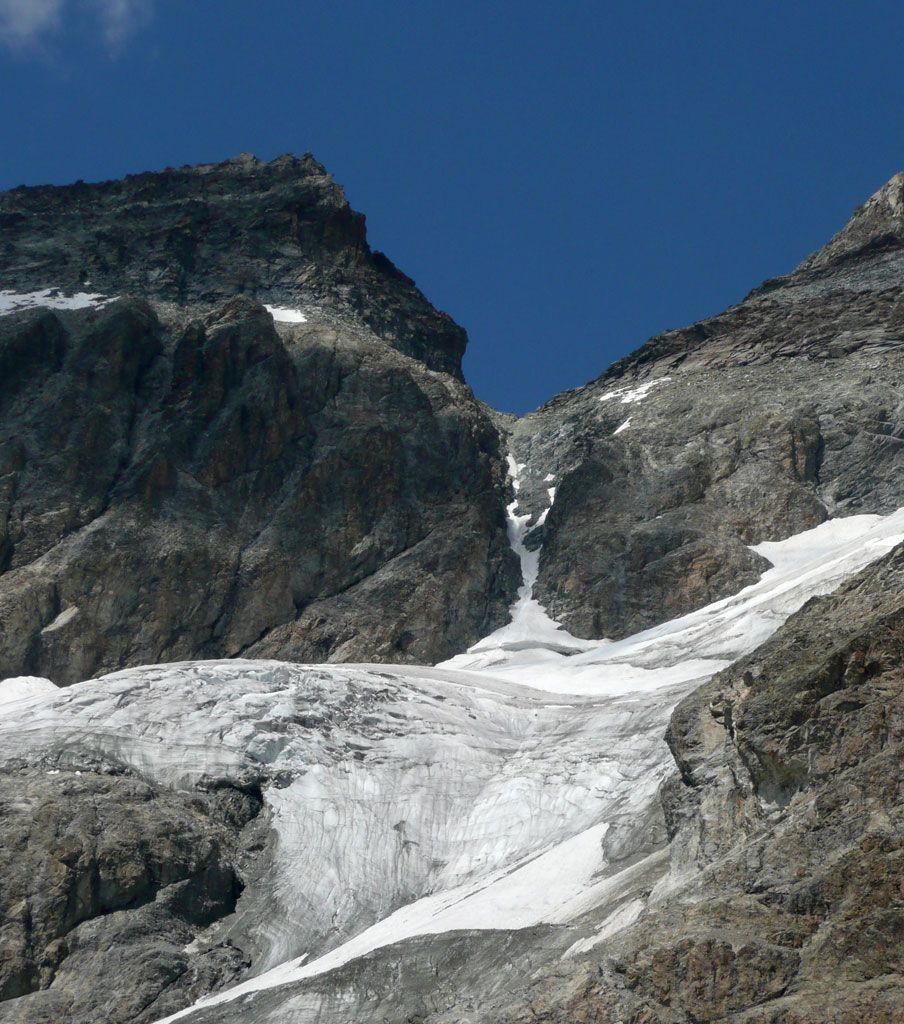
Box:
511 172 904 640
0 153 466 377
0 158 519 682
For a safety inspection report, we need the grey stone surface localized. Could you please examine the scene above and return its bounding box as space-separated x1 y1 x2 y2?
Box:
0 260 517 685
510 172 904 639
0 153 467 378
0 767 258 1024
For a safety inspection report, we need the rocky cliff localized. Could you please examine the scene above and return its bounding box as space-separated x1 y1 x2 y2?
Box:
0 157 518 683
0 153 467 377
511 172 904 640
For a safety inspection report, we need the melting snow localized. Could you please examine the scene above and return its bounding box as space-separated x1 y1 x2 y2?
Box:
613 418 631 435
440 455 594 662
0 288 113 316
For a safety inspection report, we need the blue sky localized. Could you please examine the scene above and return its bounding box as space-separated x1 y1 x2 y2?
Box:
2 1 904 413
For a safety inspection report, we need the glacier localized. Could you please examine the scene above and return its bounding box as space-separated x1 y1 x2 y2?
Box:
1 502 903 1023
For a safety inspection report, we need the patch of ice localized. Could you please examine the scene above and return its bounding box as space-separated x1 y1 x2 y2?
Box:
41 606 78 634
565 896 646 956
613 418 631 435
0 676 58 707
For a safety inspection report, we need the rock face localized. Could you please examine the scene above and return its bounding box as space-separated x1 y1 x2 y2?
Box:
0 768 259 1024
0 159 518 684
0 153 467 377
512 172 904 639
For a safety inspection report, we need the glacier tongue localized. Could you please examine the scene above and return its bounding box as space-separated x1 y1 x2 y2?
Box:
3 506 904 1023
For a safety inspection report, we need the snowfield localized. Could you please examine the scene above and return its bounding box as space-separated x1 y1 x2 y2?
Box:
2 476 903 1022
598 376 671 405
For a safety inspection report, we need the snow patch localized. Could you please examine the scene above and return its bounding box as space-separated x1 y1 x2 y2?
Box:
0 288 113 316
0 676 58 707
264 305 308 323
599 377 671 405
442 456 593 662
41 606 79 634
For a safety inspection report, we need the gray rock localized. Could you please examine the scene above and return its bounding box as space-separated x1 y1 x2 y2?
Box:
0 153 466 378
0 768 256 1024
0 295 518 682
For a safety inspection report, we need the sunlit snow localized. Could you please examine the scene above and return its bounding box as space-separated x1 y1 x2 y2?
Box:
0 675 57 706
264 304 308 323
599 376 671 405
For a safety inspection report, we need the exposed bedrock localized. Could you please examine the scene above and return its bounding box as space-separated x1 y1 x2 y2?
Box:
0 153 467 377
0 297 517 682
511 172 904 640
0 768 261 1024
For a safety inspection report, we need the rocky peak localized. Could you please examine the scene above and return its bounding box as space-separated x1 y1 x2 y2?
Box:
796 170 904 274
0 153 467 377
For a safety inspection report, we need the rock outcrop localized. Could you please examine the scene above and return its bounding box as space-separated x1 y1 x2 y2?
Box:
0 158 519 683
511 172 904 640
0 153 466 377
0 767 259 1024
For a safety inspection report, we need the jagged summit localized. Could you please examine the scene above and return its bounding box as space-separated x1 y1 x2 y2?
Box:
0 153 467 377
559 170 904 389
796 169 904 274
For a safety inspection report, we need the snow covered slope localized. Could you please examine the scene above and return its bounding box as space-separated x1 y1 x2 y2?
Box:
3 501 903 1023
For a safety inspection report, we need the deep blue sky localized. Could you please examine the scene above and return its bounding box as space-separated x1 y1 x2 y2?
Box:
2 2 904 413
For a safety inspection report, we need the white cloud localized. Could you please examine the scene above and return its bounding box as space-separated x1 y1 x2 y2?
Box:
0 0 64 48
0 0 154 52
87 0 154 49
